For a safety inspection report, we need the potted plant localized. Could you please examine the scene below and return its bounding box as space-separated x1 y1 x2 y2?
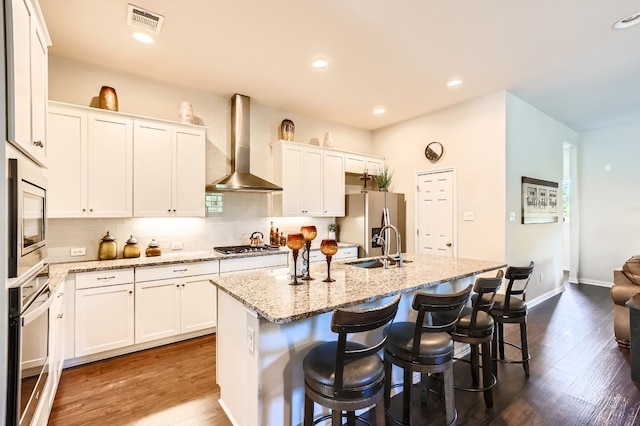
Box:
373 166 393 191
328 223 339 240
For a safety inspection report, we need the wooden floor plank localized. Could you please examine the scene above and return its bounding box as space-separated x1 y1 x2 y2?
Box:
49 282 640 425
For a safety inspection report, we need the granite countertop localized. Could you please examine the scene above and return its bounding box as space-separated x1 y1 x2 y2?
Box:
47 243 358 291
211 254 507 324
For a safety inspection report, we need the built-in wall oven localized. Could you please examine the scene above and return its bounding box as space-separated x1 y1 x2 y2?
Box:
7 157 48 279
6 264 52 426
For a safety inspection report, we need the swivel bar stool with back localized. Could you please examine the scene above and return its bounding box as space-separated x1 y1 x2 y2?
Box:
302 294 401 426
384 285 473 426
450 270 504 409
490 261 534 378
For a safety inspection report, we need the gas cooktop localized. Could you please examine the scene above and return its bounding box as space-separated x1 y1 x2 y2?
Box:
214 245 281 255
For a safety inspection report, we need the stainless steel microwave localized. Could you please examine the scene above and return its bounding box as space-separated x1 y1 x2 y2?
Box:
7 157 48 279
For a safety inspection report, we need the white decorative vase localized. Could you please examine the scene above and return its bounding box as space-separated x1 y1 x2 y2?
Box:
328 231 336 240
323 132 333 147
178 101 194 124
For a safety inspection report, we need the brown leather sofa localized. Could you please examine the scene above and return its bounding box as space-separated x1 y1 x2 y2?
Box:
612 255 640 347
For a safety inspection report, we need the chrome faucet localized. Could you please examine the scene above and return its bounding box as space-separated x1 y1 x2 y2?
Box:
373 224 403 268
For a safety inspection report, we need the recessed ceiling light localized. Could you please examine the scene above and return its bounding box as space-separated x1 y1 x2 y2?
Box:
373 107 386 115
132 32 155 44
613 12 640 29
312 58 329 69
446 78 463 88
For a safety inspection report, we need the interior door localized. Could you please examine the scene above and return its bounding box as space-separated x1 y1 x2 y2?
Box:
417 169 455 255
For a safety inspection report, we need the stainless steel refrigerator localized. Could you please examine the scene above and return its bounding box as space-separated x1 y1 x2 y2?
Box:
337 191 406 258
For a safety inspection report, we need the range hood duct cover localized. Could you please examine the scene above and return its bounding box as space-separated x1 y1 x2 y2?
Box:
206 94 282 192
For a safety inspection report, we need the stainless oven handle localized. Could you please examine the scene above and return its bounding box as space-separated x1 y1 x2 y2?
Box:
22 286 54 327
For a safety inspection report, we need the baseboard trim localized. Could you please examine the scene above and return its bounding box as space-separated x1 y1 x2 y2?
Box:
527 284 566 309
575 278 613 288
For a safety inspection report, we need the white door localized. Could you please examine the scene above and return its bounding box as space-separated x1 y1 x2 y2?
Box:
416 169 455 256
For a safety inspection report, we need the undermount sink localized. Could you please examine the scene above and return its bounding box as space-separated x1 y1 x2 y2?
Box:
346 258 412 269
346 258 387 269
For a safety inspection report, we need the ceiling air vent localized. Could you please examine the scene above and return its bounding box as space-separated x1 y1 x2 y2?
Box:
127 4 164 35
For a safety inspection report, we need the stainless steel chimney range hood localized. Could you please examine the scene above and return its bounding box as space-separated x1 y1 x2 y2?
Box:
206 94 282 192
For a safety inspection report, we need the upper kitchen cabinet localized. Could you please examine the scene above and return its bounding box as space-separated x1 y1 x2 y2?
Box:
344 152 384 175
133 121 205 217
47 102 133 218
272 140 345 217
5 0 51 166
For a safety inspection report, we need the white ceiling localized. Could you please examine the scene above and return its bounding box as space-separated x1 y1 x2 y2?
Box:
38 0 640 132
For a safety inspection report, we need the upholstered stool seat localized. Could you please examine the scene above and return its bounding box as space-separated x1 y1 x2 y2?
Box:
303 294 401 426
384 285 473 426
451 271 503 408
490 261 534 378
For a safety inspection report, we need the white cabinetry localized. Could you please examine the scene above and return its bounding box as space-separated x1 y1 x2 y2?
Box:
344 152 384 175
47 282 65 411
134 262 218 344
133 121 205 217
74 269 135 357
6 0 51 166
272 141 345 217
219 253 288 274
47 102 133 218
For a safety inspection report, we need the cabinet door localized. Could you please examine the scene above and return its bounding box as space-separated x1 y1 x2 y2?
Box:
47 107 87 217
75 283 134 357
280 144 305 216
133 121 173 217
302 147 324 216
30 22 48 165
88 114 133 217
180 276 217 333
48 283 65 409
135 279 181 343
174 128 205 217
6 0 32 151
322 151 345 216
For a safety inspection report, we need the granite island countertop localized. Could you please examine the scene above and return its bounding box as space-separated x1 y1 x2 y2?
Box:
211 254 507 324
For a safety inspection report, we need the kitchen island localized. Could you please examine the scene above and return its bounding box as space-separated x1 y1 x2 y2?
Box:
211 253 506 426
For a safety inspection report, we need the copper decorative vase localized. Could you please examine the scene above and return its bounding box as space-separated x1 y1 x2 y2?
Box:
279 119 295 141
99 86 119 111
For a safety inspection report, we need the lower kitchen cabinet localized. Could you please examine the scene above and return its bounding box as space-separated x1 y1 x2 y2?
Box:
74 269 135 357
134 262 218 344
48 281 65 410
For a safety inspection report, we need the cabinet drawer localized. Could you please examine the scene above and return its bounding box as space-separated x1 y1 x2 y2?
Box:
220 254 288 273
76 269 134 290
135 261 219 282
335 247 358 260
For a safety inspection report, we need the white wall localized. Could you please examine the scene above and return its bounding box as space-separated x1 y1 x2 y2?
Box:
505 93 578 299
578 122 640 285
372 92 507 262
46 56 372 261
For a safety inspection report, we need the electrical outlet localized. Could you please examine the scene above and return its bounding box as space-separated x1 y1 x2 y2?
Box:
464 211 474 221
171 241 183 250
509 212 516 222
540 273 543 283
70 247 86 256
247 327 255 354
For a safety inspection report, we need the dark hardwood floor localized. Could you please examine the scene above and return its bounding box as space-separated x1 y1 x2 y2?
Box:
49 282 640 425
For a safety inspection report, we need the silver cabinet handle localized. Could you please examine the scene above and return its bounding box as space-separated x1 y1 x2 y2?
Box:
97 276 116 280
173 269 188 273
57 313 64 319
33 140 44 147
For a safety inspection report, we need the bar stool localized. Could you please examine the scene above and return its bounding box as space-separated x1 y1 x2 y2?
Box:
302 294 401 426
384 285 473 426
451 270 504 408
490 261 534 377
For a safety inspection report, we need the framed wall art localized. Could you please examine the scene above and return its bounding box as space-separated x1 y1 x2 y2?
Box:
521 176 559 224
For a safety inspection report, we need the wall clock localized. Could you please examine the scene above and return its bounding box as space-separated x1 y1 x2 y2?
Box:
425 141 444 162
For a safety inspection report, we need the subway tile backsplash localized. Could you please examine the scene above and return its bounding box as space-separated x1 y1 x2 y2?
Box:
47 192 335 263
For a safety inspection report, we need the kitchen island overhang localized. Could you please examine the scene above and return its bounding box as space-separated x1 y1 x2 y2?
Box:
211 254 506 426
